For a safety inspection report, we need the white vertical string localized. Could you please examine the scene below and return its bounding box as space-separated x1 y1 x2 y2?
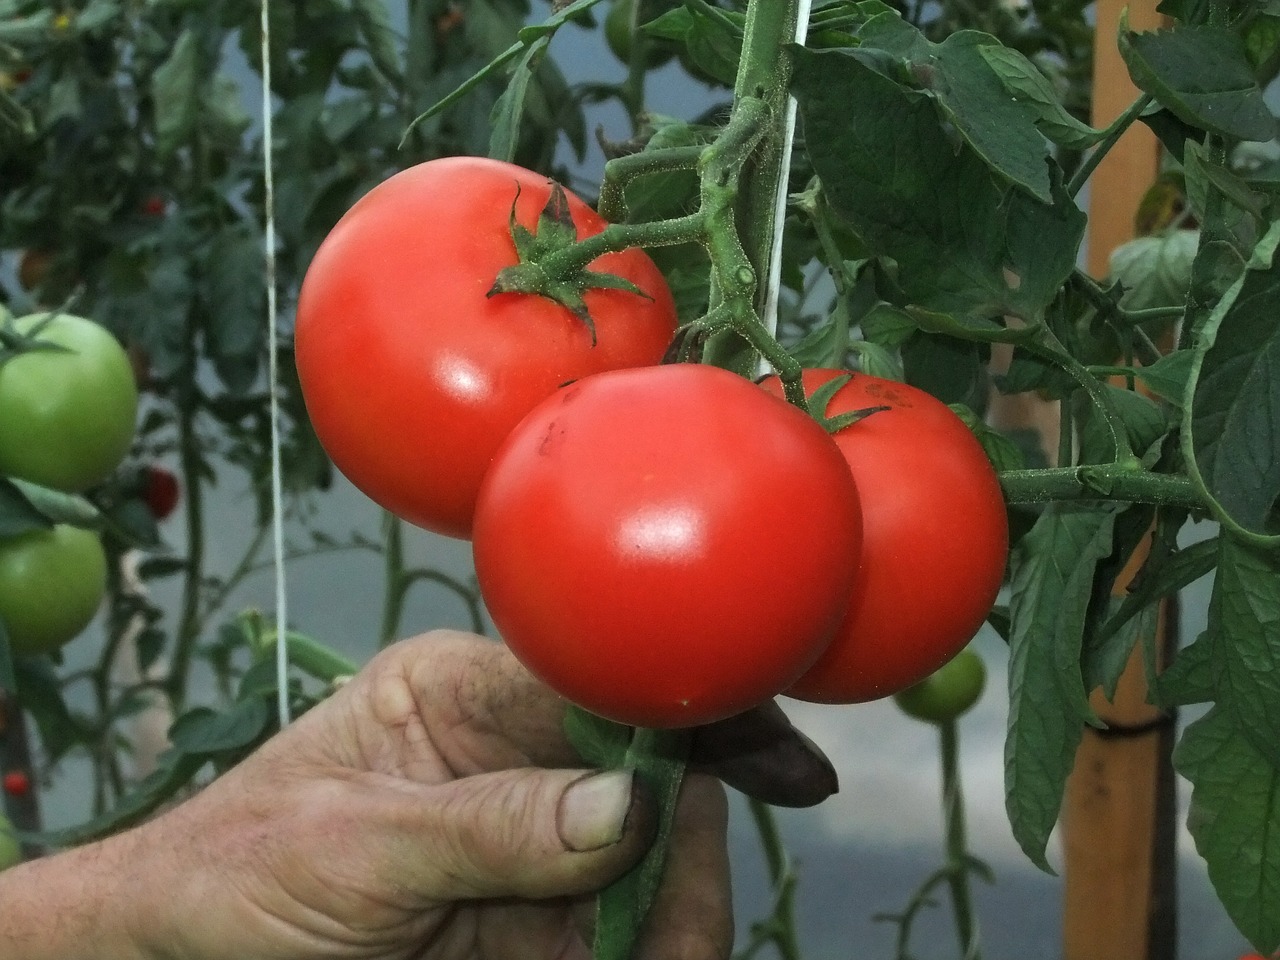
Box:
757 0 814 377
260 0 291 729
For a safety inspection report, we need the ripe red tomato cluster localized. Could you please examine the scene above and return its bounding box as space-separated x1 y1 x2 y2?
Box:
298 157 1009 729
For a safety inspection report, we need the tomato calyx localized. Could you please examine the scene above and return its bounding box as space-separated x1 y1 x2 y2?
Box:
0 314 73 367
487 181 652 345
804 374 889 435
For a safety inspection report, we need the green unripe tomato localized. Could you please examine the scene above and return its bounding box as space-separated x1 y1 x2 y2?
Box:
604 0 675 67
0 312 139 492
0 525 108 656
893 647 987 724
0 814 21 871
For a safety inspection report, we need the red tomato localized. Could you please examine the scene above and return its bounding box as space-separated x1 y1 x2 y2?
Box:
142 466 180 520
295 157 677 539
2 771 29 797
763 370 1007 703
473 364 862 728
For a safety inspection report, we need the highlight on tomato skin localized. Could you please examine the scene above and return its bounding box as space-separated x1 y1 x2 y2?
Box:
294 156 678 540
471 363 863 729
762 369 1009 705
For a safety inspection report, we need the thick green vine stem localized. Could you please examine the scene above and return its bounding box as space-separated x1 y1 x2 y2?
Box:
999 466 1203 509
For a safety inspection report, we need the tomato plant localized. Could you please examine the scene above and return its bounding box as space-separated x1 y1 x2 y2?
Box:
894 647 988 724
295 156 677 539
762 370 1007 703
1 771 28 797
0 312 138 492
472 363 861 728
0 524 107 656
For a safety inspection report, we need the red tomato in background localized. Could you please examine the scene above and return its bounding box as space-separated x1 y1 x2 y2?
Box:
763 370 1008 704
2 771 29 797
142 466 180 520
473 364 862 728
294 157 677 539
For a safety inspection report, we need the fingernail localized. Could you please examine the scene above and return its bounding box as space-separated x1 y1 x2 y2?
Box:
558 770 636 852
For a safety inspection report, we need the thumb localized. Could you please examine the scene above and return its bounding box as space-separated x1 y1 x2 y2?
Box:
388 768 654 902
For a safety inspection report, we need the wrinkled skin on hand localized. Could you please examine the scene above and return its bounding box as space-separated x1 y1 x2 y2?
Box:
112 631 837 960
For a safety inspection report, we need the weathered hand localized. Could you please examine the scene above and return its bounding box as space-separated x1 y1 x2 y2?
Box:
0 630 837 960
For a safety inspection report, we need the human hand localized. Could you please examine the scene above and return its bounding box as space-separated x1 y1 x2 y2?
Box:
98 630 836 960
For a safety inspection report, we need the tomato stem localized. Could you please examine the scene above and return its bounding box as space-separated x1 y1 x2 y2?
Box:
592 726 690 960
999 466 1202 508
535 211 707 278
1065 92 1153 199
938 717 981 960
597 146 704 224
745 798 803 960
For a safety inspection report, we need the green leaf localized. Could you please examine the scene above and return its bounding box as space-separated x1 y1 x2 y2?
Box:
168 698 272 757
1132 349 1196 407
949 405 1026 472
858 302 917 348
1108 230 1198 312
0 479 52 538
978 44 1104 150
488 35 551 163
1175 705 1280 953
793 47 1085 324
15 657 84 764
1102 534 1218 668
1120 23 1276 143
851 14 1059 201
152 29 201 159
204 223 266 358
788 317 851 368
1184 228 1280 540
1212 536 1280 769
352 0 402 81
901 332 986 407
1005 504 1119 871
1153 628 1215 708
5 479 101 529
1080 503 1158 699
202 72 252 148
1076 385 1168 465
847 339 903 381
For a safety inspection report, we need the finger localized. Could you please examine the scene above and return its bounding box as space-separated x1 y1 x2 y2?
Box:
382 766 656 902
474 899 593 960
634 774 733 960
692 700 839 807
396 631 583 770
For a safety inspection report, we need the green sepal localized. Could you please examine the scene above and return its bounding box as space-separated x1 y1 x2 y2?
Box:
488 182 652 346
